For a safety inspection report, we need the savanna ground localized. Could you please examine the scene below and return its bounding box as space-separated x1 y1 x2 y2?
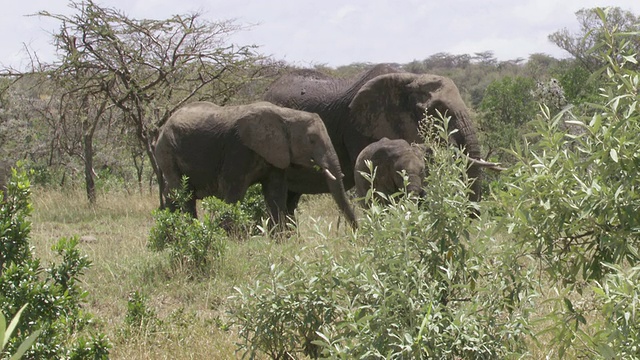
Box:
30 186 354 359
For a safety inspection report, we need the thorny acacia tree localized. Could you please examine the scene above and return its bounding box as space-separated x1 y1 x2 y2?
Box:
40 0 267 205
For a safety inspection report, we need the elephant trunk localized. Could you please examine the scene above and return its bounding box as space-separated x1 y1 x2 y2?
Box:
314 151 358 229
451 108 483 203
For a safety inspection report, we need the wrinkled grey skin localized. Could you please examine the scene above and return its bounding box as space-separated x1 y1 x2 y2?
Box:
155 101 357 229
264 63 485 215
354 137 429 205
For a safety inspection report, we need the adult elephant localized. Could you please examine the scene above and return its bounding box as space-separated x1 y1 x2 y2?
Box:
264 64 501 213
354 137 429 205
155 101 357 229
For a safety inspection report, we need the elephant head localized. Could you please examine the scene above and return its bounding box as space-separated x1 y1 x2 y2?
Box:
354 137 428 206
348 73 501 202
235 104 357 227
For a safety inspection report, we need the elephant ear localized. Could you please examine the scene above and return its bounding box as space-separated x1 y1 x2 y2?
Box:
237 110 291 169
348 73 439 143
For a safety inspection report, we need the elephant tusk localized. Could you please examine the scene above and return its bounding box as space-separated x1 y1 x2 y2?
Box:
323 168 337 181
468 157 507 171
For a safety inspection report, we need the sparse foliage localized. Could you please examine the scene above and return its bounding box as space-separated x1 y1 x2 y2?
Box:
38 0 268 206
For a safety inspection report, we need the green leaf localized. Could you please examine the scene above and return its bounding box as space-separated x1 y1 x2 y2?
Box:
2 304 29 350
610 149 618 162
563 297 575 313
597 344 617 359
10 329 41 360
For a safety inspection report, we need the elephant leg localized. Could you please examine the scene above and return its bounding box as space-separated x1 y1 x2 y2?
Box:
261 170 289 228
286 191 302 218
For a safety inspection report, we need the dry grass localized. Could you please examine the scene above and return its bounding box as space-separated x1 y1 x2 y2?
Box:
28 187 355 359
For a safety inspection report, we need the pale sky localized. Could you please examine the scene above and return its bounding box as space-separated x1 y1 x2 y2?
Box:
1 0 639 70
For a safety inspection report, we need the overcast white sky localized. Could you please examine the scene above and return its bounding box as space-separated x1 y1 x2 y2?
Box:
1 0 639 69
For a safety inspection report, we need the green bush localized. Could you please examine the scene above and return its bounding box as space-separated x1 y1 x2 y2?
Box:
493 8 640 357
590 264 640 359
231 118 533 359
495 9 640 286
149 208 226 272
202 184 267 237
149 178 226 273
0 166 110 359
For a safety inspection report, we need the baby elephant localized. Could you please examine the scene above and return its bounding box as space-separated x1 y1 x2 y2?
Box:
354 137 429 205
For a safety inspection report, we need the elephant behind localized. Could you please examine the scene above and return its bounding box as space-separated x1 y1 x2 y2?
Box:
154 101 357 229
354 137 429 205
264 64 501 215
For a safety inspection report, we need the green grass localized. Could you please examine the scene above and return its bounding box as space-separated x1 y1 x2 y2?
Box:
28 187 355 359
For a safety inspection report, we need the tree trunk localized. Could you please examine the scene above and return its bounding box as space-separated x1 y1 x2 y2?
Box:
83 130 96 204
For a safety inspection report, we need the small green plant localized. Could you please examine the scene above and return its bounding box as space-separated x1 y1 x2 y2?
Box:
123 291 162 335
149 208 226 272
149 177 226 273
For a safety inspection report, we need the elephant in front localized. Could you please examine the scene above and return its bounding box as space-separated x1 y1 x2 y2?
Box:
264 64 501 215
354 137 429 205
154 101 357 229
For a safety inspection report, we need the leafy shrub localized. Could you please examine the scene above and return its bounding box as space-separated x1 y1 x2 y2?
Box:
590 264 640 359
496 9 640 286
202 184 267 237
493 8 640 357
231 117 533 359
0 166 111 359
149 178 226 273
149 208 226 272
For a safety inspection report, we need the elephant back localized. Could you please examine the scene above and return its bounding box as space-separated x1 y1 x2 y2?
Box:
264 63 400 114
